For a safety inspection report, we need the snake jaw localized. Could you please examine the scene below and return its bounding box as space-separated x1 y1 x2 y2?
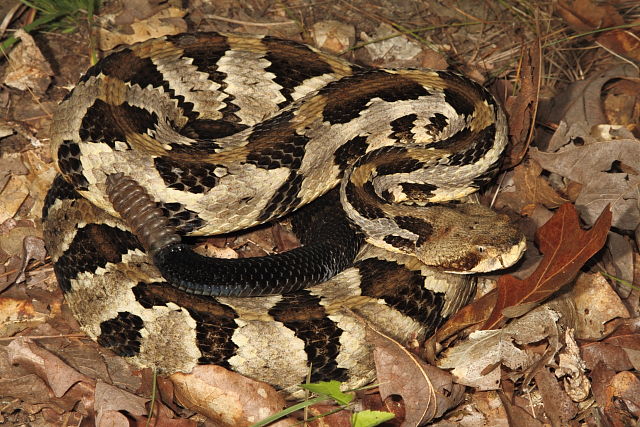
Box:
445 234 527 274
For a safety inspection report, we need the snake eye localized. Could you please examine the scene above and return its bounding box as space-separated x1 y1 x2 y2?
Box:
477 246 485 253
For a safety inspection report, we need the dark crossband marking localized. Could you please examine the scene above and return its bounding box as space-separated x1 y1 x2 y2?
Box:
382 235 415 252
130 282 238 366
97 312 144 357
394 183 438 203
446 124 496 166
154 156 221 194
393 216 434 246
357 258 445 327
268 290 347 383
333 135 369 172
79 100 159 149
157 201 206 233
246 110 310 170
42 175 80 219
262 37 336 104
80 48 165 87
427 113 448 134
321 71 430 124
257 171 304 222
57 141 89 190
54 224 142 292
344 181 385 220
436 70 497 108
173 33 231 87
389 113 418 143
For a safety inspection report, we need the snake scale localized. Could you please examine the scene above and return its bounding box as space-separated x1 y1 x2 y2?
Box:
43 32 525 397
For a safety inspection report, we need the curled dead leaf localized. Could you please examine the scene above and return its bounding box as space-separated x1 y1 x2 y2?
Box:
3 30 53 95
438 306 563 390
367 325 464 425
6 337 94 398
170 365 290 426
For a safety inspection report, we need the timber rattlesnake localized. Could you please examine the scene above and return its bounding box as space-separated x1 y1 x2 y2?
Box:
43 32 525 397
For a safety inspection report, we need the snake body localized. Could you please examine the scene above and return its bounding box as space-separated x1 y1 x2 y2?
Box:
43 32 525 396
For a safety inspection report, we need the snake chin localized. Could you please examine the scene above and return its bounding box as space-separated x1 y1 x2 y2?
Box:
444 235 527 274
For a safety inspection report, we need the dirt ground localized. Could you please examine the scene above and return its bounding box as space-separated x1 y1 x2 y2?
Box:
1 0 639 425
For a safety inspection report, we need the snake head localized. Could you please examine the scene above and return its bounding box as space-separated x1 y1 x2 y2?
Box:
411 203 526 273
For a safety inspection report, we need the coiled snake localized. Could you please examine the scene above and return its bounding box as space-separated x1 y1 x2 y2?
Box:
43 32 525 396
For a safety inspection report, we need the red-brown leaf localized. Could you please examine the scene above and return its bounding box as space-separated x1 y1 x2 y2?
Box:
483 203 611 329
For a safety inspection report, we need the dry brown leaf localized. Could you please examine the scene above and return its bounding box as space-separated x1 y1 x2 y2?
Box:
484 203 611 330
513 159 569 210
360 24 425 67
368 325 464 424
431 288 498 345
530 139 640 230
98 7 187 50
310 20 355 53
581 321 640 372
503 41 540 167
597 30 640 63
600 370 640 424
497 391 543 427
438 306 562 390
556 330 590 402
533 367 578 424
6 337 94 398
602 232 634 294
539 65 636 151
94 380 148 426
0 298 48 337
556 0 640 62
305 403 352 427
570 273 629 340
556 0 623 32
0 174 30 223
170 365 290 426
3 30 53 95
436 391 510 425
589 363 617 419
603 78 640 133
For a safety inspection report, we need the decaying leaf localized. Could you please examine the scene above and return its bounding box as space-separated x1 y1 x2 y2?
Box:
2 30 54 95
310 20 356 53
360 23 428 67
431 288 498 345
368 325 464 424
6 338 94 398
556 0 640 62
539 65 636 150
602 232 635 294
570 272 630 340
530 139 640 230
170 365 290 427
438 306 562 390
557 329 591 402
0 298 48 337
98 7 187 50
512 159 569 210
592 368 640 425
484 203 611 330
581 321 640 372
533 367 578 425
94 380 148 425
503 41 541 167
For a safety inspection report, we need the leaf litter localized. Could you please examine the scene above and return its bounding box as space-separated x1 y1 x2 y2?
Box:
1 0 640 425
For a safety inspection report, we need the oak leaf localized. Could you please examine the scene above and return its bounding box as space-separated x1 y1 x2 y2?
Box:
484 203 611 329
